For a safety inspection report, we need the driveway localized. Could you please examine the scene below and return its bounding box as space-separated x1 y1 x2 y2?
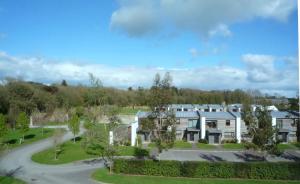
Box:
0 125 104 184
159 149 300 162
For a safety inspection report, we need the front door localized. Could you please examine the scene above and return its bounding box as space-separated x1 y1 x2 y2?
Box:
214 134 219 144
190 133 194 141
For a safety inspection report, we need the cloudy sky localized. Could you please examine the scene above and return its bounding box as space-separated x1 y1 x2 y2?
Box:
0 0 298 97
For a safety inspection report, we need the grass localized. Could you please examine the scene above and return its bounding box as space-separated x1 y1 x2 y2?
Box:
0 176 26 184
92 169 300 184
118 106 150 115
196 143 216 149
173 141 193 148
32 138 97 164
278 143 299 151
32 137 141 164
148 141 192 149
222 143 245 150
2 128 54 149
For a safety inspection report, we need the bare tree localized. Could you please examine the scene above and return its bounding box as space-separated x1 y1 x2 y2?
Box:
52 129 64 160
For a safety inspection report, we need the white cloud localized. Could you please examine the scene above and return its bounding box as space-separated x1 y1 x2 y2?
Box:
110 0 296 38
0 52 298 97
189 48 198 57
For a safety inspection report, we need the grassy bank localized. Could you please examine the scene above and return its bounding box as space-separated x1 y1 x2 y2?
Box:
92 169 300 184
32 137 143 164
3 128 54 149
0 176 26 184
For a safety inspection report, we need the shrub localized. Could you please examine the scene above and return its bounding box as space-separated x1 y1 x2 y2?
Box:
113 159 300 180
198 139 208 144
244 142 258 150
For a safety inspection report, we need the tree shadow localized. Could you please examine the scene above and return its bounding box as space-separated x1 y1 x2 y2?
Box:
0 166 23 183
234 152 265 162
5 139 17 144
134 147 149 158
70 136 82 142
24 134 35 140
199 153 225 162
280 152 300 161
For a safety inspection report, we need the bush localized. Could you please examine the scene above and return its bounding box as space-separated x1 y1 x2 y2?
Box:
113 159 300 180
198 139 208 144
244 142 258 150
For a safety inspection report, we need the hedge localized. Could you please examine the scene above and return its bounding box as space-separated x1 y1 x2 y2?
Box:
113 159 300 180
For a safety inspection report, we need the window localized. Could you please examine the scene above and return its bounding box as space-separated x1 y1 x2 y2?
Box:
226 120 230 126
206 120 217 128
224 132 234 138
204 109 209 112
276 119 283 129
177 108 182 111
188 119 198 128
212 109 216 112
184 108 188 111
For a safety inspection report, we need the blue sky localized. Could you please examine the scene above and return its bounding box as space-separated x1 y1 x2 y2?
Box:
0 0 298 97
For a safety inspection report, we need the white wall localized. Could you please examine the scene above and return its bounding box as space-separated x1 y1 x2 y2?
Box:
235 117 241 143
201 116 206 139
131 115 139 146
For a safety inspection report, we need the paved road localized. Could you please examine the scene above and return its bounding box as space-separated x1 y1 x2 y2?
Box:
0 126 104 184
159 149 300 162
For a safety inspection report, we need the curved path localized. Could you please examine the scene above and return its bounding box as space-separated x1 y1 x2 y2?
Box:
0 126 104 184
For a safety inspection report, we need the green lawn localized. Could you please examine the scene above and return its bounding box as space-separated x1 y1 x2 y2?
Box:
148 141 192 149
173 141 193 148
92 169 300 184
222 143 245 150
31 138 97 164
278 143 299 151
32 138 143 164
0 176 26 184
3 128 54 149
196 143 216 149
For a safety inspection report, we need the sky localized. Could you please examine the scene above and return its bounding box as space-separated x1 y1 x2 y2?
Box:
0 0 298 97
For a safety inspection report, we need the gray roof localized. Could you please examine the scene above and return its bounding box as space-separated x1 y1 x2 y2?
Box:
186 127 200 132
207 128 222 134
137 111 199 119
271 111 299 119
208 104 224 109
229 111 241 118
199 111 235 120
175 111 199 118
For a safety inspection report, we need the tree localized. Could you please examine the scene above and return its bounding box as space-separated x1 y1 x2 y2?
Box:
52 128 64 160
82 123 118 174
0 114 8 150
61 79 68 86
68 114 80 143
145 72 176 153
242 105 279 156
16 112 29 144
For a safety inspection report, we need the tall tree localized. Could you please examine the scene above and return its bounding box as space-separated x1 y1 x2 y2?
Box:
16 112 29 144
82 124 118 173
61 79 68 86
68 114 80 143
146 72 176 152
0 114 8 150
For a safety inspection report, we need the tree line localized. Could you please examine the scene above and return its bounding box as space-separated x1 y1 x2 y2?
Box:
0 74 297 126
